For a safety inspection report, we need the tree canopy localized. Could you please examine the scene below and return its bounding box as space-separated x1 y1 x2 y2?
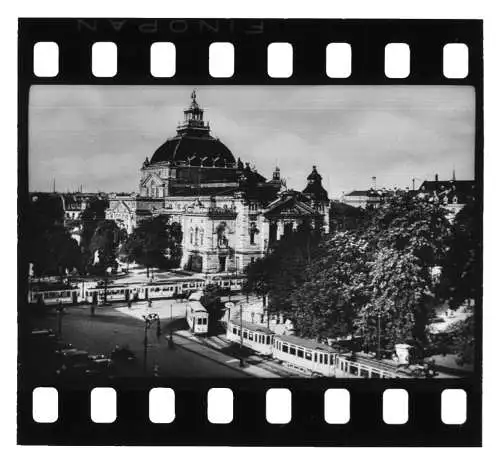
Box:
247 192 457 355
200 284 226 334
439 200 480 310
120 216 182 276
244 222 322 315
88 219 126 274
24 196 82 278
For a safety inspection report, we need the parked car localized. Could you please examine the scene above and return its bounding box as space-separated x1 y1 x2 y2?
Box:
110 346 136 362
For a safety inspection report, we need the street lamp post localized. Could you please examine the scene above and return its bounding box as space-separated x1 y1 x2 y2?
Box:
239 303 244 367
56 302 64 338
169 303 174 346
376 312 381 360
142 312 159 375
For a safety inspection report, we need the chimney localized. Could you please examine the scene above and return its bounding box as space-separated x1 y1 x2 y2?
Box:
371 176 377 189
435 174 439 182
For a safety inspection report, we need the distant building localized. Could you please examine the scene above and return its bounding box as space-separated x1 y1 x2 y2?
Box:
106 90 331 274
340 188 394 209
416 174 475 218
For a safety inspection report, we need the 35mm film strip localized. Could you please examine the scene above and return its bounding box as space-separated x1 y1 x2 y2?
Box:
18 18 483 446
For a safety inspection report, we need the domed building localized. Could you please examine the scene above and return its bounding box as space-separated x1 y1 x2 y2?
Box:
106 90 331 274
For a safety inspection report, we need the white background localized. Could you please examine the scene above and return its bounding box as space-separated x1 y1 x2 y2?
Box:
1 0 498 460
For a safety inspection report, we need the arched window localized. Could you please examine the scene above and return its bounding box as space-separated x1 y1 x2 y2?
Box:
250 222 257 245
200 228 204 245
195 227 199 245
190 228 194 245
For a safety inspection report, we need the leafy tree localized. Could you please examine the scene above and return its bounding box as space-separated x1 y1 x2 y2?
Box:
200 284 225 334
289 231 370 341
120 216 182 277
356 248 434 356
243 256 273 305
439 200 480 310
353 193 451 352
24 195 82 279
88 220 125 274
244 223 321 317
80 198 110 270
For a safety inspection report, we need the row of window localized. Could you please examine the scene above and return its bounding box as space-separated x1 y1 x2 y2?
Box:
35 291 76 299
231 326 272 345
275 341 336 365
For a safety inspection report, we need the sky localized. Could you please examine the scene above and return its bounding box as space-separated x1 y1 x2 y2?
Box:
29 85 475 199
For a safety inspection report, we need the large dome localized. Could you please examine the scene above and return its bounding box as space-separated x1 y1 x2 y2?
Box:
149 90 235 167
150 134 235 166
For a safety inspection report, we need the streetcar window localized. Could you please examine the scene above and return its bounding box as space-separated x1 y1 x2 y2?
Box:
318 354 323 364
243 331 248 339
282 344 288 353
289 346 296 356
360 369 369 378
297 349 304 359
372 371 380 379
330 355 334 365
232 327 237 335
305 351 312 361
155 287 160 292
314 353 317 363
349 365 358 375
266 336 271 345
249 332 253 341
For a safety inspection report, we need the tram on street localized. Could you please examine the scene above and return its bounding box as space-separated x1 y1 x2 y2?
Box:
28 288 79 306
226 318 274 355
186 300 209 335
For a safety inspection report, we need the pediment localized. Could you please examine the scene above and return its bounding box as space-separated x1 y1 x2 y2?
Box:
140 172 164 188
265 197 318 218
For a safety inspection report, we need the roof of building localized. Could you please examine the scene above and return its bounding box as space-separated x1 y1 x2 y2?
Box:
419 179 475 194
276 334 338 352
150 134 236 166
303 166 329 201
418 179 475 203
265 190 321 218
303 182 329 201
344 189 387 197
149 91 236 166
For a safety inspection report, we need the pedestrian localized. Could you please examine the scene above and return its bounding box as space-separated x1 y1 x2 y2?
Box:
127 299 132 309
90 305 95 316
148 299 152 308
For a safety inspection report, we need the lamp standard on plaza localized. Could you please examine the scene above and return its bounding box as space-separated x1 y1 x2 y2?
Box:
142 312 159 375
239 303 244 367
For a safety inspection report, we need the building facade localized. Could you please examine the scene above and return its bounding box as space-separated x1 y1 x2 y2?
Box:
106 90 331 274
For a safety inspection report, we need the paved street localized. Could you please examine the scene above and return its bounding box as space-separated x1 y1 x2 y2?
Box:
32 300 256 378
29 298 282 378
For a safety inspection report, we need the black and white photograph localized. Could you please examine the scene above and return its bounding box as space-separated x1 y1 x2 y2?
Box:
21 84 479 382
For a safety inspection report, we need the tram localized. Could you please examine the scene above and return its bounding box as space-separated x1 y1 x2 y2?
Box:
272 334 339 377
186 300 209 335
28 273 245 307
28 288 79 306
224 320 407 378
226 318 274 355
